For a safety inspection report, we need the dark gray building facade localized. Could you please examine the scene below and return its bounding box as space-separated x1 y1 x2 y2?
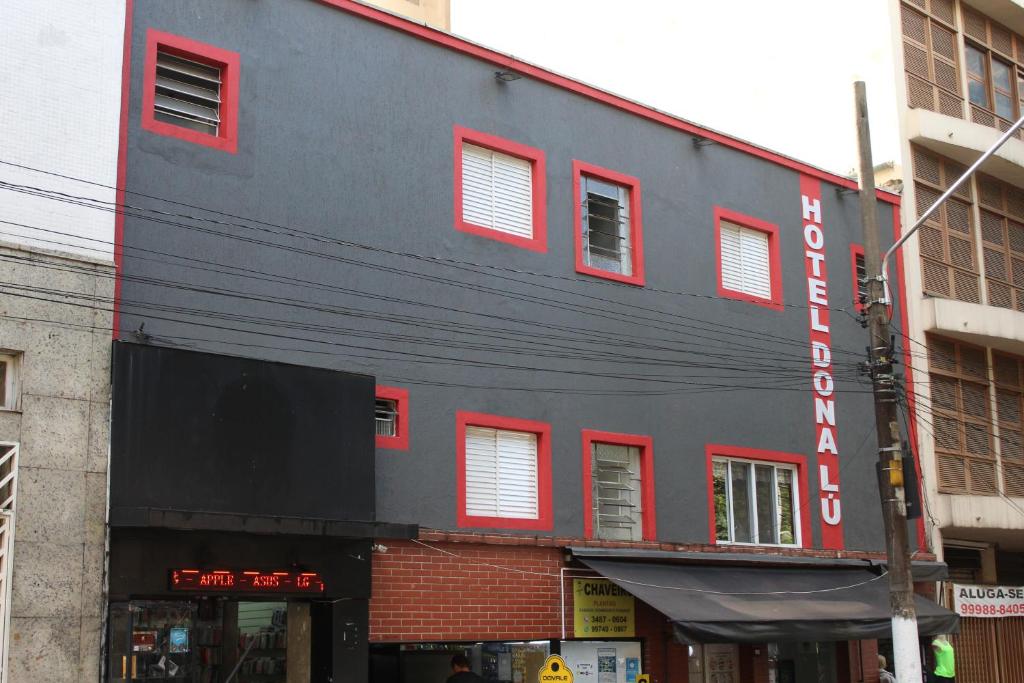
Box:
107 1 944 681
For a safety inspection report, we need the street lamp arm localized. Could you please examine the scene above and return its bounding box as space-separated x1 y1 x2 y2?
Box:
880 111 1024 298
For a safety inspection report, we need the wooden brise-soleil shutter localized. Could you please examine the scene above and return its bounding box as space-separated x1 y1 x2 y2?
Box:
465 426 538 519
901 0 964 118
977 174 1024 312
461 143 534 239
993 353 1024 497
928 337 997 495
720 221 771 299
913 146 981 303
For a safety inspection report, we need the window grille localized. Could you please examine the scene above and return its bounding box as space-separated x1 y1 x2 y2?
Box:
712 457 798 546
591 442 641 541
461 143 533 239
0 443 19 683
375 399 398 438
720 221 772 299
580 176 632 276
855 252 868 307
154 50 222 136
465 426 538 520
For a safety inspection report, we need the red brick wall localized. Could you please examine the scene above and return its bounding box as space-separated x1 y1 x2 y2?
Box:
369 539 566 641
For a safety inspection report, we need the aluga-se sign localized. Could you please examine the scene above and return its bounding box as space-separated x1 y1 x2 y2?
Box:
953 583 1024 617
801 176 844 550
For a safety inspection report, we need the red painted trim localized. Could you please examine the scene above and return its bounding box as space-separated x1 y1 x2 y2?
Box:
800 175 845 550
572 161 645 286
453 125 547 252
113 0 135 339
375 386 409 451
140 29 240 154
891 204 928 551
704 444 812 549
580 430 656 540
850 243 866 313
313 0 900 206
713 206 784 310
455 411 553 531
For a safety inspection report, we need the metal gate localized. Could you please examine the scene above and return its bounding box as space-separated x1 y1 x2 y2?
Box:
951 616 1024 683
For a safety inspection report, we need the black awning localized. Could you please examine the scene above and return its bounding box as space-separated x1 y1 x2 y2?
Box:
580 558 959 644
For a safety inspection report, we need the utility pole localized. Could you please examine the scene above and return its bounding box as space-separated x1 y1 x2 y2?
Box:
853 81 922 683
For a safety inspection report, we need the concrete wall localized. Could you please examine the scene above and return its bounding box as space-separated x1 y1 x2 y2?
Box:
0 242 114 682
119 0 901 552
0 0 124 259
364 0 450 30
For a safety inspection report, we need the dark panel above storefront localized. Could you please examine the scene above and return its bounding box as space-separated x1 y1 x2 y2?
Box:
110 342 380 529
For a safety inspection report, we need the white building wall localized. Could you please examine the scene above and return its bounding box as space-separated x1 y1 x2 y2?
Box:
0 0 125 260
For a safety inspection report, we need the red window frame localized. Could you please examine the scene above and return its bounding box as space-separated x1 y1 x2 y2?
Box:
456 411 552 530
573 161 645 286
714 206 784 310
704 444 811 548
581 430 655 540
375 386 409 451
453 125 547 252
141 29 240 154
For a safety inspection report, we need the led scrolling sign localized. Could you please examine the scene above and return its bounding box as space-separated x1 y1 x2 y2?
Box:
170 569 325 594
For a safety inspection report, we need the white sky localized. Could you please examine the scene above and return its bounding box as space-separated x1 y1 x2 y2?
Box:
451 0 901 177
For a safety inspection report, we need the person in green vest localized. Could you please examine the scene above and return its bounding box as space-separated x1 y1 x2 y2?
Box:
931 637 955 682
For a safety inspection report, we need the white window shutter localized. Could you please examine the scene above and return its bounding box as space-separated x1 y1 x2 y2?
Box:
495 430 538 518
721 221 772 299
461 143 533 239
465 427 499 518
464 426 538 520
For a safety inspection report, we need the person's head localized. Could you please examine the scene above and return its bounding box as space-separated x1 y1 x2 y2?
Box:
931 636 946 651
451 654 471 673
878 655 888 670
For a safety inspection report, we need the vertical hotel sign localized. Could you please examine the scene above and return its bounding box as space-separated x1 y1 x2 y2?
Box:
801 176 844 549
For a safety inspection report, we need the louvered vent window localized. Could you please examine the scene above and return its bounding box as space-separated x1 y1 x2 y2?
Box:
581 176 632 276
720 221 772 300
465 426 538 520
591 442 641 541
913 145 980 303
927 336 997 495
375 399 398 438
154 50 222 136
461 143 533 240
712 458 798 546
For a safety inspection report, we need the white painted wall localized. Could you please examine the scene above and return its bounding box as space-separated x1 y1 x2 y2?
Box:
0 0 125 261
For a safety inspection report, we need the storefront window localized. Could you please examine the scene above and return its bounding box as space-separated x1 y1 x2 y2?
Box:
372 641 550 683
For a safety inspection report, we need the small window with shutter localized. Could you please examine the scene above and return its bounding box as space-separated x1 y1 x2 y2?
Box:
142 30 240 153
0 354 19 412
457 412 552 530
714 207 782 309
573 161 645 286
454 127 547 252
375 386 409 451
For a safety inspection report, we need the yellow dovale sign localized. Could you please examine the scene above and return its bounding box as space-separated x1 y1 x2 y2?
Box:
573 578 635 638
538 655 573 683
636 676 650 683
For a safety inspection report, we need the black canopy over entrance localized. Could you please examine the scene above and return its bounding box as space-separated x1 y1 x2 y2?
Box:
579 558 959 644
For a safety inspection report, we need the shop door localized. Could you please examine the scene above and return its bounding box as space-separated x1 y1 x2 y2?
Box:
107 601 223 682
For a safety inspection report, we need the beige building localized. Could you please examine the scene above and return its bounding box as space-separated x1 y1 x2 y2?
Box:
364 0 450 30
889 0 1024 678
